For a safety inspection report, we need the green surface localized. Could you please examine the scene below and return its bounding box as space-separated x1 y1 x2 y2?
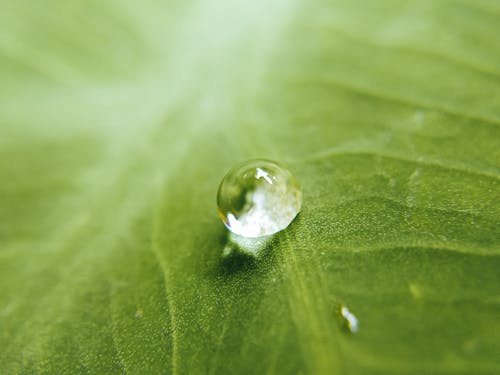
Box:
1 0 499 374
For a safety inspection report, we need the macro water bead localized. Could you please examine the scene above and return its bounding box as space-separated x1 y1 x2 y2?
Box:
217 159 302 238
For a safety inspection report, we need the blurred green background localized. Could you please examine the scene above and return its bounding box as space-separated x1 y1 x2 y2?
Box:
1 0 499 374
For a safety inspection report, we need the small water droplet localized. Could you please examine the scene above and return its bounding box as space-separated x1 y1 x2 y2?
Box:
217 159 302 238
337 305 359 333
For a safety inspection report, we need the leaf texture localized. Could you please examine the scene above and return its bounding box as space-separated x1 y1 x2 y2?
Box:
0 0 499 374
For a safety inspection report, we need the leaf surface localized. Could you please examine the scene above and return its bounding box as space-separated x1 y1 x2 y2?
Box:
1 0 499 374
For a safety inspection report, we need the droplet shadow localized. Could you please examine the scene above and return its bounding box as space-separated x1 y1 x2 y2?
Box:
219 250 258 275
218 231 277 276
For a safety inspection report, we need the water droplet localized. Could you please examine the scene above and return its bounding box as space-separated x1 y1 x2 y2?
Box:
217 159 302 238
337 304 359 333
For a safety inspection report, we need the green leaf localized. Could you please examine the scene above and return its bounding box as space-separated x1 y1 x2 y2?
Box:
1 0 499 374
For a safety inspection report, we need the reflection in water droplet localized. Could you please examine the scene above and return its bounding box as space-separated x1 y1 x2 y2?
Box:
338 305 359 333
217 159 302 238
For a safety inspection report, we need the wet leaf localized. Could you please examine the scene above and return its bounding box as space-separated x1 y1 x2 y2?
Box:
1 0 499 374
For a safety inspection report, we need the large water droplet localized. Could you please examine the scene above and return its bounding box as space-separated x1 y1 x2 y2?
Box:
217 159 302 238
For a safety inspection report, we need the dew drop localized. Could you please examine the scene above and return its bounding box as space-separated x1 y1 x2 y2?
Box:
338 305 359 334
217 159 302 238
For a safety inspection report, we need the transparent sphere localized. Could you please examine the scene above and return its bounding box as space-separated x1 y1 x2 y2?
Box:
217 159 302 238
